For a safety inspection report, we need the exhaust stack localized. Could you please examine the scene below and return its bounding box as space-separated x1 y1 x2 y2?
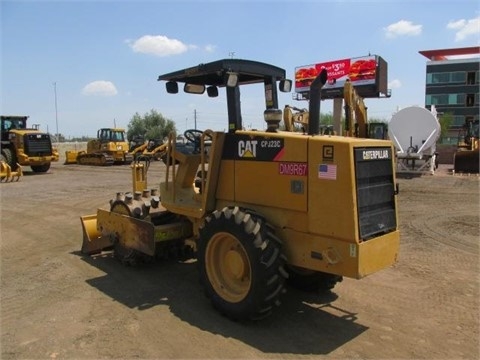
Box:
308 69 328 136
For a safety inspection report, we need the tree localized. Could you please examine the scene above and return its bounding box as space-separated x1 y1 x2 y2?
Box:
438 112 453 143
127 109 177 141
320 112 334 125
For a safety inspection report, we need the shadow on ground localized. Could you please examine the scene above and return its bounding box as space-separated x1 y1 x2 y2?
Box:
75 250 368 355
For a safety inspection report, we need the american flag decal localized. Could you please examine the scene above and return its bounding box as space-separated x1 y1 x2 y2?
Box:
318 164 337 180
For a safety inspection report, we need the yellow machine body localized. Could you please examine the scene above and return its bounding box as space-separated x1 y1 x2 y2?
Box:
189 131 398 279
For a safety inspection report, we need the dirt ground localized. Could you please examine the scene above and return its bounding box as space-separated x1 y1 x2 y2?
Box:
1 154 479 359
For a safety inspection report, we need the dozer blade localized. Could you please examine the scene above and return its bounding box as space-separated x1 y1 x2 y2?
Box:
80 214 113 255
80 209 155 256
454 151 480 174
64 150 79 165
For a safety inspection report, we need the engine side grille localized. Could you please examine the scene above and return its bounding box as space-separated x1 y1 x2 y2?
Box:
24 134 53 156
354 147 397 240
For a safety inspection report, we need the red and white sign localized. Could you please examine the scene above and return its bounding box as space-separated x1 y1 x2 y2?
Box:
295 55 378 93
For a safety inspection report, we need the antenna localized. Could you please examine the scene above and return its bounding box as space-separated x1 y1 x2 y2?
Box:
53 82 59 142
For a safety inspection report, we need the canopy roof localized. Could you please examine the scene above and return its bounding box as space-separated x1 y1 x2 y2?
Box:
157 59 287 86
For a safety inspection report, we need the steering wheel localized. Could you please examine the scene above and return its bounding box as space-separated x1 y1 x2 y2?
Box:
183 129 213 154
184 129 207 153
183 129 204 144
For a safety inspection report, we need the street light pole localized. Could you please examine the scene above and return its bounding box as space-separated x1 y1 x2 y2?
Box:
53 82 59 142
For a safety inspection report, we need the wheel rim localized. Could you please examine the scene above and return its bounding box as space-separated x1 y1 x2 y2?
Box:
205 232 251 303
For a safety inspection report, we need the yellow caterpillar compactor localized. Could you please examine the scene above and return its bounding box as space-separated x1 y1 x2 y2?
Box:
81 59 400 321
65 128 133 166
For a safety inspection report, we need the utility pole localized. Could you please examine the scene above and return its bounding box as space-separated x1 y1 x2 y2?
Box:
194 109 197 130
53 82 59 142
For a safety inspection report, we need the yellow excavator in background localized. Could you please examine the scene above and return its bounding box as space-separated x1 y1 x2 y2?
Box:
367 121 389 140
453 119 479 174
284 80 387 139
65 128 133 166
343 79 388 139
80 59 400 321
343 79 367 138
283 105 310 132
283 105 335 135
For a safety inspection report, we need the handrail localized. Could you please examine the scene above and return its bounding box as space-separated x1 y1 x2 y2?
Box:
165 132 177 202
200 129 214 205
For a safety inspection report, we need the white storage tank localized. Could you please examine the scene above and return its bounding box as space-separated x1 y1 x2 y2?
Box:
388 105 440 174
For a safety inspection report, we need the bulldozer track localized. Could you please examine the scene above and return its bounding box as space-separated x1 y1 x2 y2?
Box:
77 153 115 166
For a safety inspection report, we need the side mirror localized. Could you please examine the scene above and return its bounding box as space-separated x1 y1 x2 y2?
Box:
184 83 205 94
166 81 178 94
207 85 218 97
279 79 292 93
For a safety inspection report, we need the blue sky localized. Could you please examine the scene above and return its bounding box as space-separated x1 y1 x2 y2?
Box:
1 0 479 138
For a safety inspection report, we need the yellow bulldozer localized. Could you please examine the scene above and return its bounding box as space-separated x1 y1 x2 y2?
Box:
453 119 479 174
65 128 133 166
80 59 400 321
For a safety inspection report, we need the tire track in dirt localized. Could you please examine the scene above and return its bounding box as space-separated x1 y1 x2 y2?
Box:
408 210 479 254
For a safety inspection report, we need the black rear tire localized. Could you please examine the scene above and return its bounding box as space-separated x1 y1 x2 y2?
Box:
31 163 51 173
1 148 16 169
198 206 288 321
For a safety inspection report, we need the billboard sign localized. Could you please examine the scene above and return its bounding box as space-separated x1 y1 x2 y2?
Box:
295 55 379 94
